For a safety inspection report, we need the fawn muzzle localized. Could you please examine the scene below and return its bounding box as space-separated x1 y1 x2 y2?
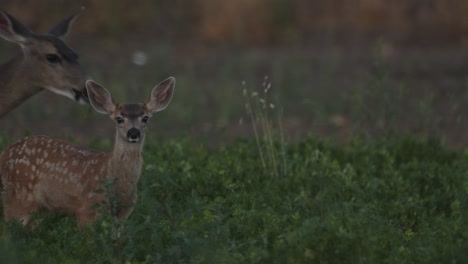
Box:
127 128 141 142
73 86 89 104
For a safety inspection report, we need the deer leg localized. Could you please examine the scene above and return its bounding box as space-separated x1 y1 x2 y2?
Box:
76 206 97 227
3 189 39 225
115 206 135 220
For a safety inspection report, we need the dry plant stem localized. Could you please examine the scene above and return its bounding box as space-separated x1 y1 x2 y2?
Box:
243 83 267 171
278 107 287 176
262 97 279 177
243 77 286 177
247 99 267 171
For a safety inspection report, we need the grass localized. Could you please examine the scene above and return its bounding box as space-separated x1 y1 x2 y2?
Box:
3 39 467 147
0 136 466 263
1 32 467 146
242 76 286 177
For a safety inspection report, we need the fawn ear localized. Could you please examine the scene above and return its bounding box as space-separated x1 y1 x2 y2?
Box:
48 8 83 39
145 77 175 113
85 80 116 115
0 9 32 44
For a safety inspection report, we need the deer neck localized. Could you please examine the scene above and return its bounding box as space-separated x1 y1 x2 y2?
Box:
0 54 43 117
109 131 145 203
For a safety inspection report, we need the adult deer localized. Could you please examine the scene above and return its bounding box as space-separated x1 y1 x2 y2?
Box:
0 8 88 118
0 77 175 226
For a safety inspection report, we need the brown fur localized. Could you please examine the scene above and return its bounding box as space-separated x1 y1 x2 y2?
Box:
0 77 175 226
0 8 87 118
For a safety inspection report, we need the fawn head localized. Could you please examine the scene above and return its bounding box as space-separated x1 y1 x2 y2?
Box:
86 77 175 143
0 8 88 103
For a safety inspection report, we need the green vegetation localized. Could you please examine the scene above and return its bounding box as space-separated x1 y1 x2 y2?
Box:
3 41 466 146
0 136 466 263
0 2 466 262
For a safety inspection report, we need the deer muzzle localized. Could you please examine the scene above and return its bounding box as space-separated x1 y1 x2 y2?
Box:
127 128 141 143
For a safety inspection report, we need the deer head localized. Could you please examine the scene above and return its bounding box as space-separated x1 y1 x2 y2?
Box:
0 8 88 117
86 77 175 144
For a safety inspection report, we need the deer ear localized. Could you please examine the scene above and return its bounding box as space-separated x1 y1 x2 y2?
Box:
85 80 116 115
0 9 32 44
48 8 83 39
145 77 175 113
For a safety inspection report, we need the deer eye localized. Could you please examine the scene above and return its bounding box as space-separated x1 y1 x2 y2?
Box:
115 117 124 124
46 53 61 64
142 116 149 123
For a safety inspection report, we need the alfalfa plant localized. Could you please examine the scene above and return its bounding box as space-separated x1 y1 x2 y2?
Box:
91 178 134 262
242 76 287 177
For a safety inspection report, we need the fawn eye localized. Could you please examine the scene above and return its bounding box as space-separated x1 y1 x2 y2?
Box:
115 117 124 124
142 116 149 123
46 53 61 64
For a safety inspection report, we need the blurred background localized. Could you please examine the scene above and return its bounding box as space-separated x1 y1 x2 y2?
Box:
0 0 467 147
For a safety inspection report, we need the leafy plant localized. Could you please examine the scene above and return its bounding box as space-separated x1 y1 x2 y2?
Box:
0 136 466 263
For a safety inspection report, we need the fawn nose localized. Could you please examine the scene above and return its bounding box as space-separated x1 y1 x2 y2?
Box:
127 128 141 142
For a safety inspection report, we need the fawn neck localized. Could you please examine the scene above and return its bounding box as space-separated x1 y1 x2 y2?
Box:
109 130 145 202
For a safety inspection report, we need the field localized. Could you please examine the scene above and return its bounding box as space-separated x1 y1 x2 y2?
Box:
0 0 467 147
0 1 467 263
0 136 466 263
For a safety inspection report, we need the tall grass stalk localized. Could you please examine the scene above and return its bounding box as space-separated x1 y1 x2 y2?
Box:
242 77 285 177
243 81 267 172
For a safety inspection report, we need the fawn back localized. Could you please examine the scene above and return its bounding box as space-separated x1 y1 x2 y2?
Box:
0 8 88 118
0 77 175 226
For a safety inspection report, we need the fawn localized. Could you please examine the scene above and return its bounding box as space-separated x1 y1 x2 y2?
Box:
0 77 175 226
0 8 88 118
